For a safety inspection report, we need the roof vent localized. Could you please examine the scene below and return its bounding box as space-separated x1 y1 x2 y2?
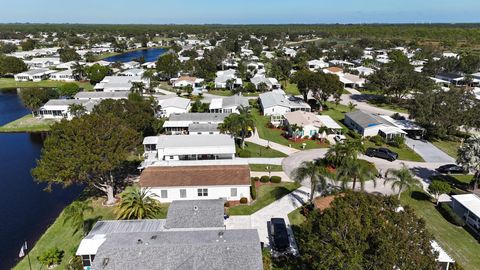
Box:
218 231 224 238
194 205 199 211
151 235 157 240
102 258 109 268
137 239 143 245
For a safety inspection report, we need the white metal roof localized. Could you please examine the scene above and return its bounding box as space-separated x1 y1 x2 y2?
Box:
431 241 455 263
316 115 342 129
452 194 480 218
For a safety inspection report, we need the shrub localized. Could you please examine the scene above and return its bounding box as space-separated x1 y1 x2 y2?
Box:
237 149 252 158
240 197 248 204
251 177 260 182
388 136 405 148
437 202 465 226
251 179 257 200
270 176 282 183
347 130 361 139
37 247 63 267
369 135 385 146
260 176 270 183
224 201 230 207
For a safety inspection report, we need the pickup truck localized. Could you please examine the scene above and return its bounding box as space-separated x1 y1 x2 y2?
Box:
365 147 398 161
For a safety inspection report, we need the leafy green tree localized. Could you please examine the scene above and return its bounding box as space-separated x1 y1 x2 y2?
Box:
20 39 35 51
62 200 93 234
219 106 255 149
58 83 80 97
0 56 27 75
116 186 161 220
32 114 141 205
68 103 87 118
0 42 17 54
384 164 422 199
457 135 480 190
156 54 180 79
37 247 63 268
19 88 59 115
295 192 437 270
428 181 452 205
58 47 81 62
270 58 292 88
292 159 331 202
85 63 111 84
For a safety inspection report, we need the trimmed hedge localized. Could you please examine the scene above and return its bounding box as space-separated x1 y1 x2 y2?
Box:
250 179 257 200
260 176 270 183
437 202 465 226
252 177 260 182
270 176 282 183
240 197 248 204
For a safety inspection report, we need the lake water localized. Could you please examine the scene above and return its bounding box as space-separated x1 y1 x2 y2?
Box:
104 47 168 63
0 89 82 269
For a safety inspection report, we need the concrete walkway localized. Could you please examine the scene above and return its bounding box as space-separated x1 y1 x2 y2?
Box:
405 137 455 163
246 129 300 156
238 157 284 165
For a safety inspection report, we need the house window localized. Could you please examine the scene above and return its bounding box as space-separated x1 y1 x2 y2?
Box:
160 190 168 198
231 188 238 197
180 189 187 198
197 188 208 197
82 255 91 267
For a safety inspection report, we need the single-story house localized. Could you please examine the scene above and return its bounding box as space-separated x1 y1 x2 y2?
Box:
250 75 280 90
259 90 311 118
344 110 406 139
24 57 61 69
171 76 204 88
307 59 329 71
163 113 229 135
353 66 375 76
214 69 242 89
120 68 144 77
339 73 365 88
94 76 150 92
156 96 191 118
56 61 85 70
142 134 235 164
328 60 354 67
14 69 55 82
451 194 480 234
76 200 262 270
49 69 75 82
435 72 465 86
74 91 129 100
140 165 251 202
284 111 342 138
209 95 249 114
122 61 140 70
38 99 99 120
323 67 343 75
431 240 455 270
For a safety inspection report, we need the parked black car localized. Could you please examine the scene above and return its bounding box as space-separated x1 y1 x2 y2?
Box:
436 164 467 174
269 218 290 252
365 147 398 161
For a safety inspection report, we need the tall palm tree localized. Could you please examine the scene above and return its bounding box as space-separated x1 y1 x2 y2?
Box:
219 105 255 149
63 200 93 234
325 138 364 166
142 70 156 93
115 186 160 220
384 164 421 199
72 62 85 81
336 159 376 191
292 159 332 203
130 81 146 95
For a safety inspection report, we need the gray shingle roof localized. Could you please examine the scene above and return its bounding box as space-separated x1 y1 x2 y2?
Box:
220 95 249 108
169 113 229 122
165 199 225 229
86 220 166 240
345 110 391 129
188 123 219 133
91 229 263 270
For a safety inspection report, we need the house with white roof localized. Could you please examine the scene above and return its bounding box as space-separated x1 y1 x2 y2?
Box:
307 59 329 71
283 48 297 58
259 90 311 125
214 69 242 89
38 99 99 120
451 194 480 234
250 75 280 90
247 62 265 75
14 69 55 82
156 96 191 118
209 95 249 114
56 61 85 70
163 113 229 135
25 57 61 69
284 111 342 139
49 69 75 82
94 76 150 92
339 73 365 88
74 91 129 100
353 66 375 77
122 61 140 70
171 76 204 88
120 68 144 77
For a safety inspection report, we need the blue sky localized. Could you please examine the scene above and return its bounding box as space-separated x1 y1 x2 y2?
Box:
0 0 479 24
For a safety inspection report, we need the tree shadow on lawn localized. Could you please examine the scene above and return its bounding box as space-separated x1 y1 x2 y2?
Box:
410 190 431 202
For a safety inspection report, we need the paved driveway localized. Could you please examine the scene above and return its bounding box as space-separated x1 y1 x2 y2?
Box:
405 138 455 163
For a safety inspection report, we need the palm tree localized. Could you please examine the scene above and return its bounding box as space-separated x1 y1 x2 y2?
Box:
336 159 376 191
292 159 331 203
457 135 480 190
63 200 93 234
219 105 255 149
130 81 146 95
384 164 421 199
348 101 357 111
115 186 160 220
72 62 85 81
325 138 364 166
142 70 156 93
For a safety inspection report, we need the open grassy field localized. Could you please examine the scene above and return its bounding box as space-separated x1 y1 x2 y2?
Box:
228 182 300 215
0 78 94 91
400 190 480 270
237 142 287 158
251 108 330 150
0 114 56 133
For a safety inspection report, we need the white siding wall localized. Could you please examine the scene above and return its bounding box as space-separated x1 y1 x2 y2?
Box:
148 185 251 203
160 107 189 118
263 106 290 116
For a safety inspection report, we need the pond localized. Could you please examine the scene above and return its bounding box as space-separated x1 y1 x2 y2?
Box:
104 47 168 63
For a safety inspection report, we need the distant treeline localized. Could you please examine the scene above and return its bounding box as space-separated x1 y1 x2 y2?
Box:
0 23 480 43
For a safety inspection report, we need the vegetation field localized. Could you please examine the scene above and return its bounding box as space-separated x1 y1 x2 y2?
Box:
0 78 94 91
228 182 300 215
0 114 56 133
400 190 480 270
237 142 287 158
249 164 283 172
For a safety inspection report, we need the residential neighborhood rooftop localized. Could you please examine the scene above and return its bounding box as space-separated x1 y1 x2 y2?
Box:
165 199 225 229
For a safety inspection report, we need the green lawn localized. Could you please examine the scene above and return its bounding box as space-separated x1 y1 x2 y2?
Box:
0 114 56 132
366 98 409 114
288 208 306 227
207 89 234 96
249 164 284 172
0 78 93 91
320 102 352 124
14 197 169 270
400 190 480 270
228 182 300 215
252 108 330 150
285 82 301 96
431 139 461 159
237 142 287 158
430 174 473 188
363 141 424 162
